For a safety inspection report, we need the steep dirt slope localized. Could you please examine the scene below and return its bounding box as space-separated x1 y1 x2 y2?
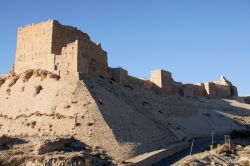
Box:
0 70 179 162
85 75 250 138
0 70 250 163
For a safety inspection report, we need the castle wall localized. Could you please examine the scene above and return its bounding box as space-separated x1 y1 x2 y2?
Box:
183 83 207 97
231 86 238 96
77 37 109 78
14 20 109 79
203 76 238 98
110 68 128 85
150 70 182 95
15 20 54 73
204 82 217 98
55 41 78 78
127 76 153 90
150 70 172 89
214 84 231 98
109 68 153 90
13 20 238 99
51 21 90 55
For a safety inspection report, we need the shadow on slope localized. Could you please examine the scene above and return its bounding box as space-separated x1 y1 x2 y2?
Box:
0 136 28 150
80 75 250 158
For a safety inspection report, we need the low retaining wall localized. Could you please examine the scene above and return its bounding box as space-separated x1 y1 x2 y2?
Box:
124 142 187 166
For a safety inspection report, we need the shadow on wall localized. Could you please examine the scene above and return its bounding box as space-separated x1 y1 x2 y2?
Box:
80 75 250 157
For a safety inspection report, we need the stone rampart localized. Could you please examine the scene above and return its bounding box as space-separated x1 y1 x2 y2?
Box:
13 19 238 98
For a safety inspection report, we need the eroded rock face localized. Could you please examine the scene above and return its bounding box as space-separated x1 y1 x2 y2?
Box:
0 136 113 166
34 137 85 155
25 156 107 166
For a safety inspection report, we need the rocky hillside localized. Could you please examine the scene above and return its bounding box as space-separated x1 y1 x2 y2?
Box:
0 70 250 165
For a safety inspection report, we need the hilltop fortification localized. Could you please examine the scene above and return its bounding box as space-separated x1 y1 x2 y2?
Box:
14 20 237 99
15 20 109 79
0 20 249 165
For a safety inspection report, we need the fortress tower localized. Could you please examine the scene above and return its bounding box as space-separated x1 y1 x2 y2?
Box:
15 20 109 79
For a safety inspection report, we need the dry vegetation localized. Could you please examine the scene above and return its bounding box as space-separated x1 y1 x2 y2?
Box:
177 131 250 166
0 135 113 166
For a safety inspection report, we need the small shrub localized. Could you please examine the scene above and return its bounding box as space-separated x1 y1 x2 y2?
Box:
8 77 19 88
20 86 25 92
30 121 37 128
75 122 81 127
0 78 6 87
33 85 43 96
49 73 60 81
215 144 230 154
64 105 71 109
55 113 66 119
99 75 104 79
72 101 78 104
87 122 94 126
6 89 11 96
40 72 48 81
21 70 34 82
83 101 91 107
240 160 250 166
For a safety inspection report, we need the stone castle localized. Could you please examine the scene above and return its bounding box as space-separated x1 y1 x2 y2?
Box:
14 20 238 98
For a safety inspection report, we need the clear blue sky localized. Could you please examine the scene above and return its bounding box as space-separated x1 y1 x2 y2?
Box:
0 0 249 96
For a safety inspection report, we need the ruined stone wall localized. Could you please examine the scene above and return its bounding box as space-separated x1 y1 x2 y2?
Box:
15 20 54 73
204 82 217 98
231 86 238 96
55 41 78 78
203 76 238 98
15 20 109 79
214 85 231 98
52 20 109 78
150 70 172 89
169 82 182 95
109 68 153 90
150 70 182 95
51 21 90 55
78 37 109 78
183 83 207 97
127 76 153 90
110 68 128 85
13 19 238 99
